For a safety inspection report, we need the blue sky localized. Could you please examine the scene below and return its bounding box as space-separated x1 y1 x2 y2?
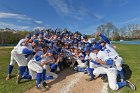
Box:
0 0 140 34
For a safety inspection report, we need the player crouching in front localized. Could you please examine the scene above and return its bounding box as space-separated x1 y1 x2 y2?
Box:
87 45 136 90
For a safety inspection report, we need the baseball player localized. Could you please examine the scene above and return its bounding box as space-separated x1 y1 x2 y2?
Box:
16 39 39 84
87 45 136 90
41 49 58 87
96 32 124 82
86 45 101 81
27 49 52 91
6 34 32 80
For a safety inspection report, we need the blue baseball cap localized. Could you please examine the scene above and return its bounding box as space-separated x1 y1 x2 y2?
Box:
33 39 38 45
86 43 91 47
39 31 44 34
33 31 39 35
91 45 98 50
26 34 31 39
39 36 44 39
47 49 53 53
45 33 49 37
84 48 90 52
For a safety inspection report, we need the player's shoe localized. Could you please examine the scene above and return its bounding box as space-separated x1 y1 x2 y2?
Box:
73 67 78 72
86 78 94 81
16 74 22 84
37 84 47 92
101 75 108 82
42 82 50 89
126 80 136 90
6 74 11 80
84 69 88 74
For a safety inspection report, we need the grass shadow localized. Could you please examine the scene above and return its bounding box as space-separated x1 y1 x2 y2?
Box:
122 64 132 80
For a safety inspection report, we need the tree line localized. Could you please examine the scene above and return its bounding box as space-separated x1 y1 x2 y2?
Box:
96 22 140 41
0 23 140 45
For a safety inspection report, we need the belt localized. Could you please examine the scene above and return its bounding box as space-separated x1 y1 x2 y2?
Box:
114 56 118 60
104 66 113 68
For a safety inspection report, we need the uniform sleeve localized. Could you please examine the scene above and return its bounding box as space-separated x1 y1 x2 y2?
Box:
99 33 111 44
22 48 34 55
106 59 113 65
35 55 42 61
97 51 109 61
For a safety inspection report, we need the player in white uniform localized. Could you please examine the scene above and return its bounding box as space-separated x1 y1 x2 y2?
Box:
6 34 32 80
96 32 124 82
27 49 52 91
87 45 135 90
16 39 39 84
41 49 58 87
86 46 100 81
73 48 87 72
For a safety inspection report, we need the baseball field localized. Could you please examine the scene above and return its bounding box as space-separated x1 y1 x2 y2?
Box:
0 44 139 93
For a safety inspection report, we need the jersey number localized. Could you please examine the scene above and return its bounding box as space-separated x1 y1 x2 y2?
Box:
106 49 111 53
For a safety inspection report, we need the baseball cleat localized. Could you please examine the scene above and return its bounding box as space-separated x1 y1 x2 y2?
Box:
101 75 108 82
84 69 88 74
42 82 50 89
6 74 11 80
16 74 22 84
86 78 94 81
73 67 78 72
126 80 136 90
37 84 47 92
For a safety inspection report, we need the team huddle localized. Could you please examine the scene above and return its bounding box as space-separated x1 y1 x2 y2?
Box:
6 30 136 92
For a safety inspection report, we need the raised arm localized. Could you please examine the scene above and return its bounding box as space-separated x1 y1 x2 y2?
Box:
96 32 111 44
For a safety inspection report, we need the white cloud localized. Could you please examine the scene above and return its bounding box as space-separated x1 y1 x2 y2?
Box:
103 0 129 7
47 0 103 21
47 0 70 15
94 14 103 20
0 12 43 25
0 12 31 20
123 17 140 24
0 22 31 30
34 20 43 24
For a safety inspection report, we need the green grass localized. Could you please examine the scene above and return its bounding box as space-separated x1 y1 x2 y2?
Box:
0 44 140 93
108 44 140 93
0 48 35 93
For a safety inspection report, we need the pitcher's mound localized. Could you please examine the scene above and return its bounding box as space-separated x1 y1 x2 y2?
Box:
25 68 107 93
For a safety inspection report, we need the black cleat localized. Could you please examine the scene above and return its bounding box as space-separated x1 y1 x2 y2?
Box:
42 82 50 89
73 67 78 72
126 80 136 90
86 78 94 81
16 74 22 84
37 84 47 92
6 74 12 80
101 75 108 82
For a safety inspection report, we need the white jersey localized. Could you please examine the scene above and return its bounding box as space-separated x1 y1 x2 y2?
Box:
32 51 44 63
15 43 33 55
85 54 90 60
97 50 114 68
103 44 119 59
62 48 72 57
16 46 27 54
41 56 55 65
89 52 98 61
97 51 110 61
14 39 25 48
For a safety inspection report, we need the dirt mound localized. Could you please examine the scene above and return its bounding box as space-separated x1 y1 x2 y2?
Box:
25 68 107 93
